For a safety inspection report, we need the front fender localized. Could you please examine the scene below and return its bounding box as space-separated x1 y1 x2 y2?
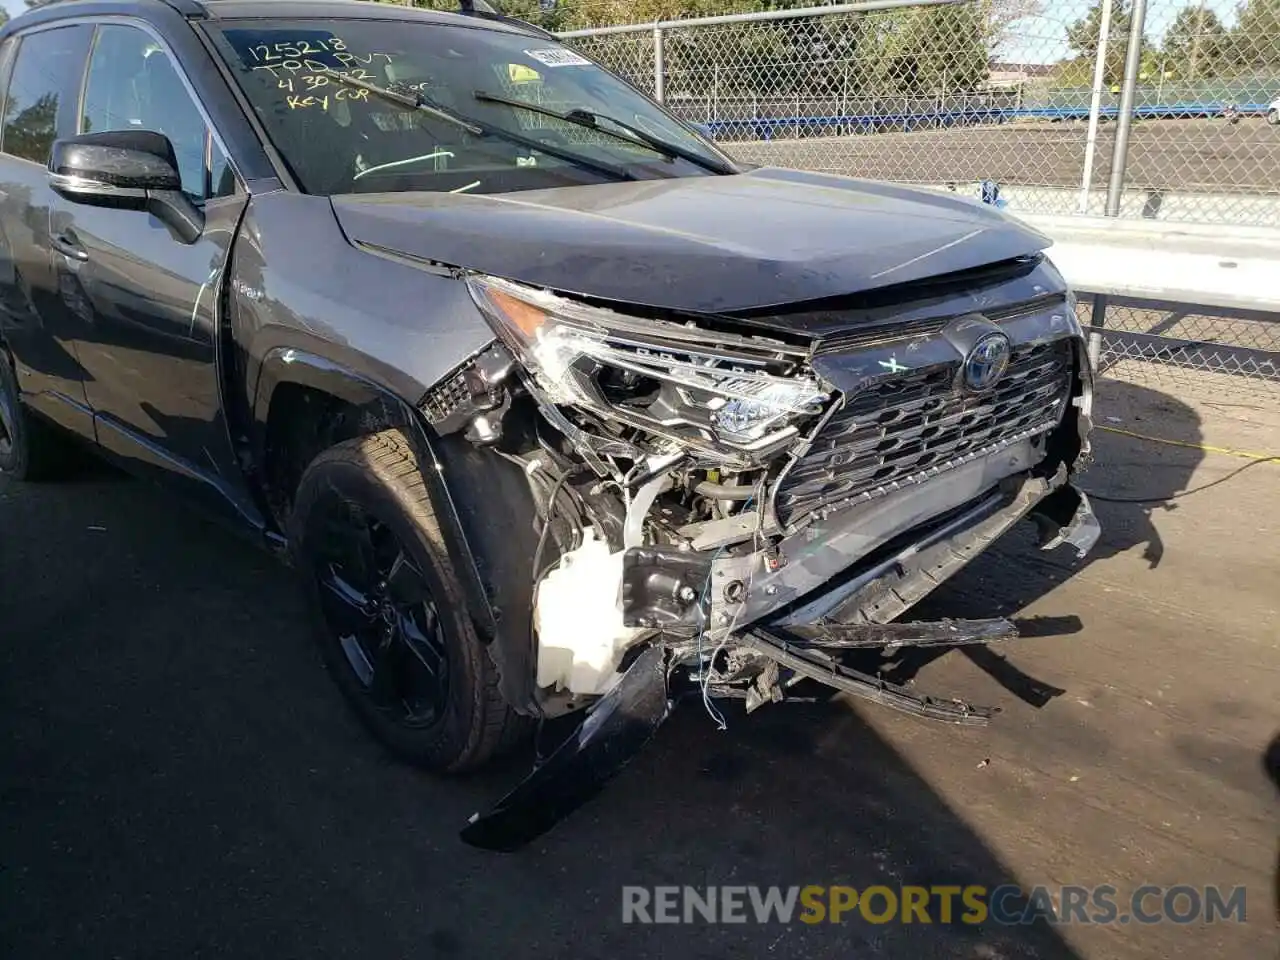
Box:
254 348 540 714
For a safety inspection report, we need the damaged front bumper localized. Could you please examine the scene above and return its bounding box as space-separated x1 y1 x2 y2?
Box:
439 262 1103 850
462 468 1099 851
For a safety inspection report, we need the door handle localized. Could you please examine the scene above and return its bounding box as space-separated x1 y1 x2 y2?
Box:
51 233 88 262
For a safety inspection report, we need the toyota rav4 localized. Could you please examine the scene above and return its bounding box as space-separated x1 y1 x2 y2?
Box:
0 0 1100 850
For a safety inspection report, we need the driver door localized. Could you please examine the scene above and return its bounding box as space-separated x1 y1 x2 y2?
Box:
49 22 254 522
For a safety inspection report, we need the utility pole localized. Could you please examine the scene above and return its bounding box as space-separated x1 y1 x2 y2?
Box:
1079 0 1115 213
1106 0 1149 216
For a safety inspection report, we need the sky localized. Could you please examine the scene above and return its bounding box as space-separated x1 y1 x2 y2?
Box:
0 0 1244 64
1003 0 1241 64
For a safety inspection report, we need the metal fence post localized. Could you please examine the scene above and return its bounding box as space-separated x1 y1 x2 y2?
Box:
1105 0 1149 217
653 26 665 103
1078 0 1114 215
1087 293 1109 372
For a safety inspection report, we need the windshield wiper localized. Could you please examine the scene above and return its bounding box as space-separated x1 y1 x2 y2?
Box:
473 90 735 176
322 71 635 182
324 69 484 136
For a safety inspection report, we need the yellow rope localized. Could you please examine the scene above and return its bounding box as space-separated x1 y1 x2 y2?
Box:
1095 424 1279 463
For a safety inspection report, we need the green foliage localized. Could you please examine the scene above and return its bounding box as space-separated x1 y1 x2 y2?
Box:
1230 0 1280 68
1162 5 1230 78
1066 0 1155 85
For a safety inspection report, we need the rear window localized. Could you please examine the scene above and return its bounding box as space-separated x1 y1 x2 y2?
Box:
2 24 94 164
208 19 724 196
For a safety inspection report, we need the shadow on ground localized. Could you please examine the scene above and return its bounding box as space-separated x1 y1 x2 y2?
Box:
856 378 1203 711
0 379 1206 959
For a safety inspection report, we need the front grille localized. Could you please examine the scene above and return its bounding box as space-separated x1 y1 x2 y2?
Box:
775 339 1075 526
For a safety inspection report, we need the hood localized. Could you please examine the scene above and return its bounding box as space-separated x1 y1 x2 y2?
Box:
332 167 1051 315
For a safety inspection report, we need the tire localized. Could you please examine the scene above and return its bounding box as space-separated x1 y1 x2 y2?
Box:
0 349 77 481
291 428 529 772
1268 109 1279 127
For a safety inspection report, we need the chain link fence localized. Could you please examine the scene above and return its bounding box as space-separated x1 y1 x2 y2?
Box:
1077 296 1280 398
551 0 1280 395
386 0 1280 395
552 0 1280 227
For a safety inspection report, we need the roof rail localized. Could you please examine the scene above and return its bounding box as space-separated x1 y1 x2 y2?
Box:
456 0 557 40
19 0 206 13
157 0 209 17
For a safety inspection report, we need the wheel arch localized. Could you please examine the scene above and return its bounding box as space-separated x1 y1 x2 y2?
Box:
252 347 416 522
253 348 542 714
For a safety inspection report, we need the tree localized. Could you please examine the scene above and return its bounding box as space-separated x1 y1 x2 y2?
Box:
1230 0 1280 68
976 0 1045 60
1065 0 1153 85
870 5 990 97
373 0 1003 102
1162 4 1229 79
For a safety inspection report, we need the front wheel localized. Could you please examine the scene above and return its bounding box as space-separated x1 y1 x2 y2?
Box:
1268 109 1279 127
291 428 528 772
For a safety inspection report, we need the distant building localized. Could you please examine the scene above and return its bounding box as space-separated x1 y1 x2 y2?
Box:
986 62 1056 89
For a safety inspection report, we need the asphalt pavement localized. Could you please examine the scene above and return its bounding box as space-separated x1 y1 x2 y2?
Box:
2 375 1278 959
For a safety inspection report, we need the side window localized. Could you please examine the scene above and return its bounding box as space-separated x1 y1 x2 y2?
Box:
1 25 95 164
81 25 221 200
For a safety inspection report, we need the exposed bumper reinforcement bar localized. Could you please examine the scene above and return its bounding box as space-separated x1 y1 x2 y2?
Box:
459 479 1101 852
774 474 1099 628
784 617 1018 649
742 627 1000 725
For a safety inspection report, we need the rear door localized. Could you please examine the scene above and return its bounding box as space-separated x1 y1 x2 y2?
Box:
0 23 96 437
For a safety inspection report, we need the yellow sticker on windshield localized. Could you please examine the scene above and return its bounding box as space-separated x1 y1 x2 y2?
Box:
508 63 541 84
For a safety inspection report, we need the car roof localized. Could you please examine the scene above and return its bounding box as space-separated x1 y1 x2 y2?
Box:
3 0 547 38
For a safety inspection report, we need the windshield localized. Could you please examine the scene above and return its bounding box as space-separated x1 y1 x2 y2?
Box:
209 19 730 196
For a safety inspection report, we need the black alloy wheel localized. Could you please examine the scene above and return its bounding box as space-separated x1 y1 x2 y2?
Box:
291 429 528 771
309 496 450 728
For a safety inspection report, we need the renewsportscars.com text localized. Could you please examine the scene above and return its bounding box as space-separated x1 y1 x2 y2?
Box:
621 884 1247 926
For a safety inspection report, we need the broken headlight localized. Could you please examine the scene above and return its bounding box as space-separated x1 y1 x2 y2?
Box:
467 275 829 457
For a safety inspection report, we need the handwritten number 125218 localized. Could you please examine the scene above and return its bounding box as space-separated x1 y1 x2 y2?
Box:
248 37 348 61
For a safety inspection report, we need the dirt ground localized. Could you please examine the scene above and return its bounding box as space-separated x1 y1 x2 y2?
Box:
724 118 1280 193
2 371 1278 959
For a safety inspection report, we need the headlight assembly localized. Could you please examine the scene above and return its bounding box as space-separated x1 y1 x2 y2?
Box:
467 275 829 458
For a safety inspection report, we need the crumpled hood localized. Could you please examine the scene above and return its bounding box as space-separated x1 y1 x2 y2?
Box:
332 167 1051 314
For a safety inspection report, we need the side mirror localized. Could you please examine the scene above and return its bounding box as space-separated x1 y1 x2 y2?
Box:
48 131 204 244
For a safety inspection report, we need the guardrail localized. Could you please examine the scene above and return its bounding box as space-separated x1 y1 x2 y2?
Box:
1024 216 1280 396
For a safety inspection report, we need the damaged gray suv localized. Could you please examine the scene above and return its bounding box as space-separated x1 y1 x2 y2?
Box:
0 0 1099 849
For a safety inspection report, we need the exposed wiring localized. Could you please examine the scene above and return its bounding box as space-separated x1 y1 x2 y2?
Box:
1094 424 1278 463
530 466 583 589
696 479 768 731
1083 424 1279 504
695 539 732 731
1084 455 1279 503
